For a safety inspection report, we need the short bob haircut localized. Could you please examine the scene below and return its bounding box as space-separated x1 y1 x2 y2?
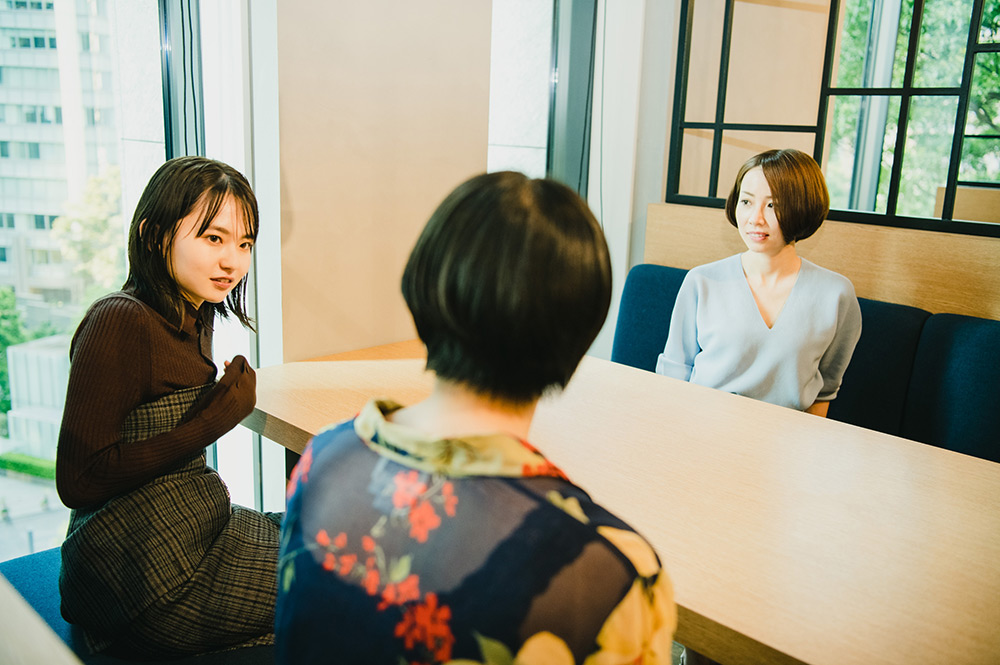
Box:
123 156 259 329
725 149 829 244
402 171 612 405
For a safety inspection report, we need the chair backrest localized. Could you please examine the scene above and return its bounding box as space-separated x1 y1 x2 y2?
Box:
828 298 930 437
611 264 688 372
901 313 1000 463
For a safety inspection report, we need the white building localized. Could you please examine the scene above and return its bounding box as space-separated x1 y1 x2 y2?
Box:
4 333 69 459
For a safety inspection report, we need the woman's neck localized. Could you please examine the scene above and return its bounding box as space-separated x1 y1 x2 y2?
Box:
387 378 537 441
741 242 801 284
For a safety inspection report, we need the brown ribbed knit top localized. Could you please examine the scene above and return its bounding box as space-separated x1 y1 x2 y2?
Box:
55 290 256 509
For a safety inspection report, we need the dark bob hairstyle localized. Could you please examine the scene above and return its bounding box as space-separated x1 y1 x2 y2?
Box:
123 156 259 329
402 171 612 405
725 148 829 244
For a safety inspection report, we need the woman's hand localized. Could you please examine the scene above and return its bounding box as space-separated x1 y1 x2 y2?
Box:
218 354 257 415
805 400 830 417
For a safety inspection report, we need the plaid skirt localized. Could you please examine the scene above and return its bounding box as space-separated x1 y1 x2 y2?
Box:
59 383 282 657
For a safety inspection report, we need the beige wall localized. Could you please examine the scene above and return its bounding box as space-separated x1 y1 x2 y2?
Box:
276 2 491 362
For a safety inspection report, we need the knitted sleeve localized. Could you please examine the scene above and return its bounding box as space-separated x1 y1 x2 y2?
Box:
55 296 255 509
655 271 700 381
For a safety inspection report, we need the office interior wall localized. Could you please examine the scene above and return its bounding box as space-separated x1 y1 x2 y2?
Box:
275 1 491 362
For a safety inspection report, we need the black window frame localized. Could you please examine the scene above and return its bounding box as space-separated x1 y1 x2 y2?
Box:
665 0 1000 239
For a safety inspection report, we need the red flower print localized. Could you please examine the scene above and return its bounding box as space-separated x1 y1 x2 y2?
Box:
378 583 398 610
393 470 428 509
440 482 458 517
322 552 336 572
377 574 420 610
394 593 454 662
334 531 348 548
315 529 331 548
396 574 420 604
363 567 380 596
338 553 357 576
407 500 441 543
362 535 376 552
522 460 567 480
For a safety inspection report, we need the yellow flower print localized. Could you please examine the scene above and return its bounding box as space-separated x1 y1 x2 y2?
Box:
546 490 589 524
441 631 573 665
515 631 575 665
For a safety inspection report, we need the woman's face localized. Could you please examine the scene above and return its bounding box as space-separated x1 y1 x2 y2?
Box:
734 166 787 256
168 195 254 308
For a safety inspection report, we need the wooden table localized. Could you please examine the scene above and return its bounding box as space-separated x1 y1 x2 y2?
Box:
244 356 1000 665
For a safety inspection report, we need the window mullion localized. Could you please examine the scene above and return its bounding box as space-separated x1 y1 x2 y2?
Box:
708 0 735 198
883 0 924 219
814 0 842 160
666 0 694 197
940 0 986 221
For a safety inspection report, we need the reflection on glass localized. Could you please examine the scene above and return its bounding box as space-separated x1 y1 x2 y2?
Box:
0 0 163 562
898 96 959 217
980 0 1000 43
825 95 900 213
959 138 1000 183
486 0 553 178
679 129 714 197
833 0 911 89
913 0 971 87
684 0 724 123
961 52 1000 186
717 131 815 198
964 52 1000 137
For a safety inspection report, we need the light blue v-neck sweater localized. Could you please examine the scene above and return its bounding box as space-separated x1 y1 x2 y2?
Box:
655 254 862 411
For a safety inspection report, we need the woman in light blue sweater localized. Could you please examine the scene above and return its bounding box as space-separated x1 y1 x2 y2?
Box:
656 149 861 415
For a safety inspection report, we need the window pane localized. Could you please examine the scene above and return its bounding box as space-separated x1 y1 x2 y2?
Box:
980 0 999 43
825 95 900 213
684 0 724 123
0 0 164 563
965 52 1000 137
945 183 1000 223
486 0 552 178
725 0 827 125
678 128 714 197
897 95 959 217
833 0 872 88
718 130 816 198
913 0 971 87
834 0 914 89
960 138 1000 183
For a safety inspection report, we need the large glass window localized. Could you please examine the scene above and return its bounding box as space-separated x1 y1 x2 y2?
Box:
0 0 165 562
666 0 1000 236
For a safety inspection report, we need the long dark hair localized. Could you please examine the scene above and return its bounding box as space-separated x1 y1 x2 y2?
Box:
123 156 259 329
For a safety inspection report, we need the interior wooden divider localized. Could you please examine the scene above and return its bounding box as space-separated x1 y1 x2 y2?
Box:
644 203 1000 320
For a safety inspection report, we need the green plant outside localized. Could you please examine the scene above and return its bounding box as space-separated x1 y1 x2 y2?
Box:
0 452 56 480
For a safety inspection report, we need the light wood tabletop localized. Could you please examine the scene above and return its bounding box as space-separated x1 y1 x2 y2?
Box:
244 356 1000 665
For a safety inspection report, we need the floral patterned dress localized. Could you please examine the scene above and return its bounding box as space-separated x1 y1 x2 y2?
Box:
276 400 675 665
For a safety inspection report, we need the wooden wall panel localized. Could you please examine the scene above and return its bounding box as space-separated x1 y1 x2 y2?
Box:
645 203 1000 319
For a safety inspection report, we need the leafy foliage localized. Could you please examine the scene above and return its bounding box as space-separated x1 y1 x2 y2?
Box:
828 0 1000 217
51 166 127 303
0 288 28 418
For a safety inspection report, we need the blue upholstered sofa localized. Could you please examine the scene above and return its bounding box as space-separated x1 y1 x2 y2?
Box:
610 263 1000 464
